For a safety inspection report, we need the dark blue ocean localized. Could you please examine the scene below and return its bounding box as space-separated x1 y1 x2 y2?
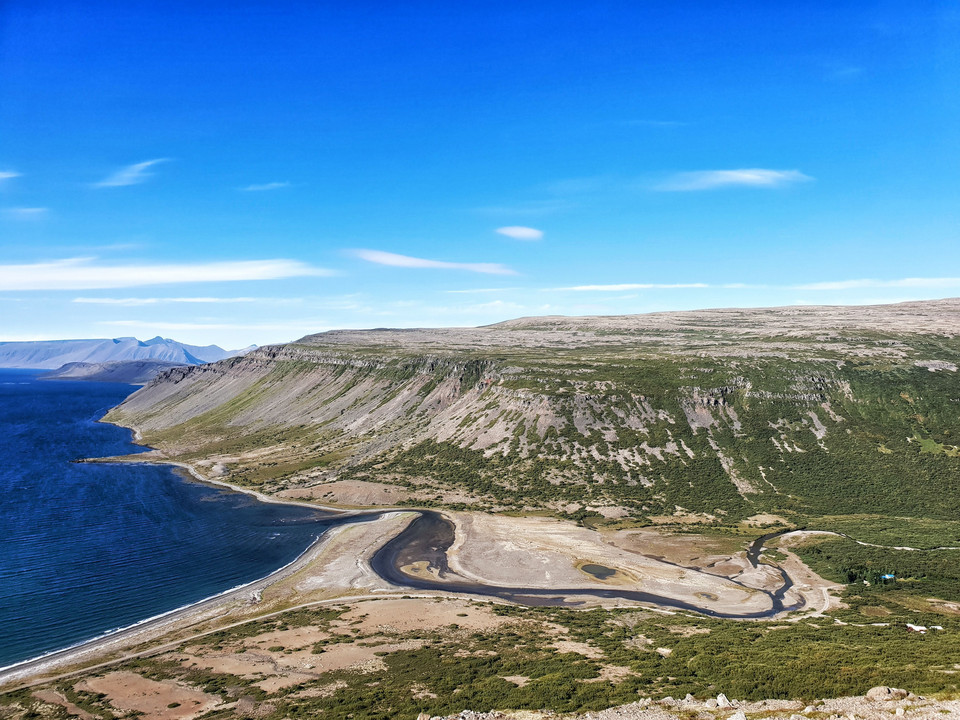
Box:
0 369 333 668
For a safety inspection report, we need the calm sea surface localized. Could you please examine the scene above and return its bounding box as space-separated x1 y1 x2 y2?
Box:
0 369 332 668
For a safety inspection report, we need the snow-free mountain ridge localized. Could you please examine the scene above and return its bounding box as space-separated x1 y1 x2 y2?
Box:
0 337 254 369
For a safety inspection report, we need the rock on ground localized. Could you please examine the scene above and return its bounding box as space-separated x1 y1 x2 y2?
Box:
425 689 960 720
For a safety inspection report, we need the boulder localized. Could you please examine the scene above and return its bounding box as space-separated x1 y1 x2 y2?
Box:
866 686 909 702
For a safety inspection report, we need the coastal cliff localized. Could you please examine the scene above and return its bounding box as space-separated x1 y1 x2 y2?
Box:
105 300 960 535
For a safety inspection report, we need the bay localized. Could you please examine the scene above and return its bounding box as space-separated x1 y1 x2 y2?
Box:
0 369 331 668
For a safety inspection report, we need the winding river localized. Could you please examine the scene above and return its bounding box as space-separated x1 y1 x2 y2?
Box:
370 511 803 619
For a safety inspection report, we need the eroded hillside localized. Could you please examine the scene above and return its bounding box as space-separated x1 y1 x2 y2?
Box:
105 300 960 540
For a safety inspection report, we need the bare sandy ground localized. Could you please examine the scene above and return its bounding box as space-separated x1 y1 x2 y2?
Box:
445 513 833 616
77 672 222 720
172 596 511 696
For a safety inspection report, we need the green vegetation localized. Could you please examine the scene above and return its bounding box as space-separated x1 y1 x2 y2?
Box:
111 325 960 550
13 590 957 720
795 536 960 603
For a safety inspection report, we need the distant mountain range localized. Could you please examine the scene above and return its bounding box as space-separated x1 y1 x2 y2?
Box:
0 337 255 370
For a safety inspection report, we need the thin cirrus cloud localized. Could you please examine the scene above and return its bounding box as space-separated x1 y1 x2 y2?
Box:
240 181 291 192
445 287 520 294
354 249 517 276
495 226 543 241
0 171 20 182
617 119 689 128
0 257 332 291
549 277 960 293
655 169 812 191
98 320 322 332
553 283 711 291
794 277 960 291
73 296 264 306
94 159 169 188
3 207 48 218
474 199 574 216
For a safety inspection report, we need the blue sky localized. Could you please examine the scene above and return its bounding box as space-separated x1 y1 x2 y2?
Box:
1 1 958 348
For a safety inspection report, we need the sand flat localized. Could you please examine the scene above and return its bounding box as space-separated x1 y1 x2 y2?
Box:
79 671 223 720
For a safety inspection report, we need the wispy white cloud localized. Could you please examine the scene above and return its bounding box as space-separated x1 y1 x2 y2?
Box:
354 249 516 276
655 169 812 191
496 226 543 241
94 159 169 188
825 65 863 81
3 207 47 218
73 296 267 306
0 257 332 291
794 277 960 291
552 283 710 291
434 299 527 316
546 276 960 293
240 181 291 192
444 287 520 294
99 320 319 332
616 119 689 128
538 176 610 196
473 199 575 216
0 171 20 182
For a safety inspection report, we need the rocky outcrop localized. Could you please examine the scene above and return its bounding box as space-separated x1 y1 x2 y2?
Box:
102 301 960 514
422 688 954 720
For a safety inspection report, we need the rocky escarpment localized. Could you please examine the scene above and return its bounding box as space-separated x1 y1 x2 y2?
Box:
105 301 960 523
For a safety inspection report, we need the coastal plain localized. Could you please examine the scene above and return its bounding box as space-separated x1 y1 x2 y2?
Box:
4 300 960 719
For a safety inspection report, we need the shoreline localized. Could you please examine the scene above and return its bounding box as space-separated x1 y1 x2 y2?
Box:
95 416 364 517
0 513 372 687
1 415 838 688
0 417 386 687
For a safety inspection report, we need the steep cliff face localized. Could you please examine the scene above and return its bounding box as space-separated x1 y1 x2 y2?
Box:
105 301 960 528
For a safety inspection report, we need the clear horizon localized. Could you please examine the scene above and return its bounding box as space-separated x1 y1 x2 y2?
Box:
2 2 959 347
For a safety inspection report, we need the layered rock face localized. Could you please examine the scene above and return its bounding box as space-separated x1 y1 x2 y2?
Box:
105 300 960 523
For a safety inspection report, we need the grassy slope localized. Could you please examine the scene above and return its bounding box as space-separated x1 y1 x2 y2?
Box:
107 311 960 547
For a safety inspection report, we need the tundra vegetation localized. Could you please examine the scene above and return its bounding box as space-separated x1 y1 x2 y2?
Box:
5 301 960 719
2 593 958 720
